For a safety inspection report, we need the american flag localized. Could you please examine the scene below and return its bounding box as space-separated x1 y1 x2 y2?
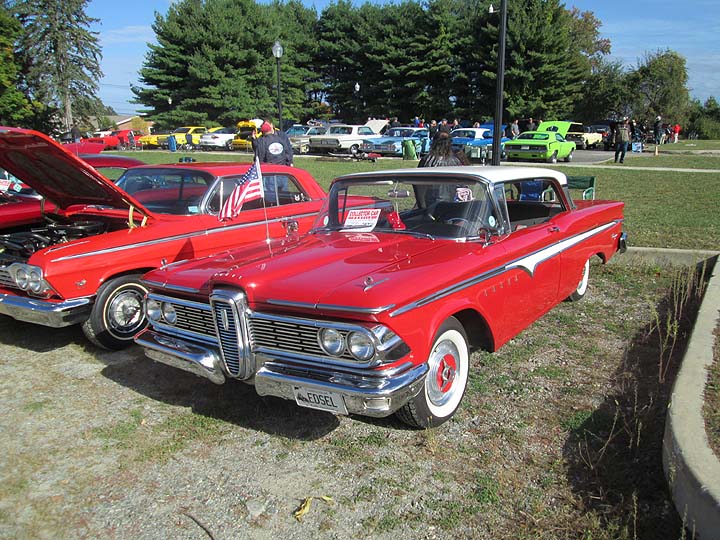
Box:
218 159 264 221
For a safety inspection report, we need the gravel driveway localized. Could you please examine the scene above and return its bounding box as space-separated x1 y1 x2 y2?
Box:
0 263 692 539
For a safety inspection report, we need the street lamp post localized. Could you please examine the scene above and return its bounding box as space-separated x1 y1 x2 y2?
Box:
272 40 284 130
490 0 507 166
354 82 360 123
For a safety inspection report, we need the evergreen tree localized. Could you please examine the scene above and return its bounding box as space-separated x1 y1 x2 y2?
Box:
11 0 103 131
0 4 32 125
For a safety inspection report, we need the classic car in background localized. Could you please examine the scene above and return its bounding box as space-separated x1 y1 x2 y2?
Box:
539 121 602 150
359 126 430 156
449 127 510 161
198 127 237 150
0 154 144 230
231 120 262 151
138 132 167 148
504 131 576 163
157 126 208 148
308 120 387 154
135 166 626 428
286 124 327 154
83 129 141 150
0 127 328 349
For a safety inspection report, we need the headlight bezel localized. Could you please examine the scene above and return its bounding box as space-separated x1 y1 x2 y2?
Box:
9 263 52 297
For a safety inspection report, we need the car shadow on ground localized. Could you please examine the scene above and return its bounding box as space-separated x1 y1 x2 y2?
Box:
0 316 87 352
97 345 340 440
561 262 710 538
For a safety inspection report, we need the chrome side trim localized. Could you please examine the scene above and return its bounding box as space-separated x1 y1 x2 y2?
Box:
49 210 318 263
141 280 203 295
266 298 395 314
0 294 93 327
390 220 621 318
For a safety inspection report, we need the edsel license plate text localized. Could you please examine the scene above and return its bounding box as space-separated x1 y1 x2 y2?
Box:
293 386 348 415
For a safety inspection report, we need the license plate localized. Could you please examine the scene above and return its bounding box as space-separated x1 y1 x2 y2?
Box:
293 386 348 414
521 145 529 150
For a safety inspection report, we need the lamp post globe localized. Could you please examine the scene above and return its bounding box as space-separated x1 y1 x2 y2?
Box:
272 41 284 130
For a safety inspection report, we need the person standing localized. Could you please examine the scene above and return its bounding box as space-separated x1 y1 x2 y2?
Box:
654 116 663 145
70 125 82 143
672 123 681 143
254 121 293 166
510 119 520 138
437 118 452 138
525 117 536 132
613 117 631 163
428 119 438 140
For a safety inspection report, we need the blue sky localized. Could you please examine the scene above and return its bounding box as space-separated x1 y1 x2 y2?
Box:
86 0 719 116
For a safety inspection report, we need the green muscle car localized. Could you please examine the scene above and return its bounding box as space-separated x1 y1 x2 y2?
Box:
504 131 575 163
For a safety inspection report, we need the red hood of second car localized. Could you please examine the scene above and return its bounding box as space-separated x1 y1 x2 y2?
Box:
146 231 481 314
0 127 154 215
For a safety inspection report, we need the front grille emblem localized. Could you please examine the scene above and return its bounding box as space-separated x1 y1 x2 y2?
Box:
220 309 229 331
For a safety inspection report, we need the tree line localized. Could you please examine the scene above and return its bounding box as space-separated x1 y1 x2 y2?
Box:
1 0 719 138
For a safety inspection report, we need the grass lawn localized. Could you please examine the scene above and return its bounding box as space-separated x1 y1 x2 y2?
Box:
122 148 720 251
601 153 720 169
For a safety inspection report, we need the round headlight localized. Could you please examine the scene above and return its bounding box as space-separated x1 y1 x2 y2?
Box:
15 268 29 290
161 302 177 325
146 299 162 322
348 331 375 361
27 270 43 294
319 328 344 356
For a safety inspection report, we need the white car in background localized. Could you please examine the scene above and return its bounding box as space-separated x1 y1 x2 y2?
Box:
286 125 327 154
308 120 387 154
198 127 237 150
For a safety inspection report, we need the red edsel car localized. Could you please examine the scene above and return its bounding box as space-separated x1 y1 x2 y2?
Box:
0 127 327 349
136 166 627 428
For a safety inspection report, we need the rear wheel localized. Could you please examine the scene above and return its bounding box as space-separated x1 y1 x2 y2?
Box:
225 139 234 150
82 274 149 350
349 144 360 155
396 317 469 428
547 151 558 164
567 258 590 302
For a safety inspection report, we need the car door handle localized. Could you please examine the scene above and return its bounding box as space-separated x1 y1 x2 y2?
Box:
548 226 560 233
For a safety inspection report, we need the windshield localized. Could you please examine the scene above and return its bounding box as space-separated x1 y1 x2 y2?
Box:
313 176 500 240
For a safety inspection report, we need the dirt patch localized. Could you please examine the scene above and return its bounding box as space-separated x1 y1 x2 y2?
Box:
0 263 703 539
703 321 720 458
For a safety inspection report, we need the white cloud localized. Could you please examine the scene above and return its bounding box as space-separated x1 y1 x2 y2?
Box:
100 25 156 46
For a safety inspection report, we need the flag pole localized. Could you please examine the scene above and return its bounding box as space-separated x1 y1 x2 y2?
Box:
258 158 271 245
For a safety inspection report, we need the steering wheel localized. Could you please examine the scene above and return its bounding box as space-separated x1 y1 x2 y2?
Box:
446 217 471 234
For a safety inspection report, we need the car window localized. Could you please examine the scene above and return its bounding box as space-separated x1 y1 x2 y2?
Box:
117 169 215 215
206 174 309 215
503 178 566 231
358 127 374 135
555 134 565 142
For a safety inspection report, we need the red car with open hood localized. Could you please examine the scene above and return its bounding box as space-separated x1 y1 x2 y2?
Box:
0 127 327 349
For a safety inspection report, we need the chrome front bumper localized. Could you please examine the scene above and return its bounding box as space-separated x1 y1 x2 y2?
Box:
0 294 93 327
135 328 427 418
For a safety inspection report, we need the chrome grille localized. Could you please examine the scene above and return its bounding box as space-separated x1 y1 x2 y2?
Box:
0 268 16 289
174 302 215 337
250 313 356 362
212 302 241 376
210 290 253 379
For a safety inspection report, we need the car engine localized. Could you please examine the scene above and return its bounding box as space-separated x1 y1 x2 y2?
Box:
0 220 108 264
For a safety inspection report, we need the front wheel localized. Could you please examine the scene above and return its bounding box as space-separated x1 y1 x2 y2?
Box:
564 150 574 163
566 258 590 302
396 317 469 428
82 274 149 350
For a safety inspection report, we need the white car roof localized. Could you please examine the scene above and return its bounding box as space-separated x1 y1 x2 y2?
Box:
341 166 568 186
451 128 491 136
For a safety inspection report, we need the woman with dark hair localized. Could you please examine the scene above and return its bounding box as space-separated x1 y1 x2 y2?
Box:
418 132 470 167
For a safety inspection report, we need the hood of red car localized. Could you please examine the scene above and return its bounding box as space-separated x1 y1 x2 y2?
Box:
205 232 460 312
0 127 153 213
